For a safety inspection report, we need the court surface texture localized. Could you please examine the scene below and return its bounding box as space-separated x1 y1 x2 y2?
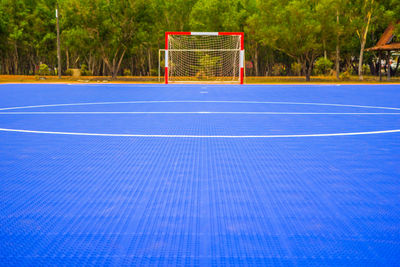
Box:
0 83 399 266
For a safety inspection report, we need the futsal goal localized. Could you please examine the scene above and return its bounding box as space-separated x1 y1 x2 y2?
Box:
164 32 244 84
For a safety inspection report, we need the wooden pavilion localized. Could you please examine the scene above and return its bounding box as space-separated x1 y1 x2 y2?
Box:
366 22 400 81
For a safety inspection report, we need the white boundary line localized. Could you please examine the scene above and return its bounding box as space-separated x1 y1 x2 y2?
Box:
0 128 399 138
1 111 400 115
0 100 399 138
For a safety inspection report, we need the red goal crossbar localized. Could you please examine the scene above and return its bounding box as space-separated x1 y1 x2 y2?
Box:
165 32 244 84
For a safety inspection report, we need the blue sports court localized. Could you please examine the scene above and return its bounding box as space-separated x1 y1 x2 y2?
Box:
0 83 399 266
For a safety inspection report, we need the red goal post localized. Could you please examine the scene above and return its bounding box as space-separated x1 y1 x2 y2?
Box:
165 32 244 84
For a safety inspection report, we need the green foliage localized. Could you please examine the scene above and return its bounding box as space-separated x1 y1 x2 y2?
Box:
65 69 73 76
80 64 88 72
0 0 396 78
291 62 302 76
190 0 246 31
195 54 221 80
80 64 92 76
255 0 323 80
314 57 333 75
362 64 371 75
150 68 158 76
339 70 351 80
271 63 286 76
38 64 50 76
123 69 131 76
155 0 197 31
349 67 357 75
395 22 400 38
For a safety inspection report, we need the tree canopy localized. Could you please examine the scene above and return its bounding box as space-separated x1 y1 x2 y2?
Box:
0 0 398 80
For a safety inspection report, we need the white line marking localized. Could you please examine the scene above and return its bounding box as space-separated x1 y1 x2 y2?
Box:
1 100 399 138
0 128 399 138
0 101 399 111
1 112 400 115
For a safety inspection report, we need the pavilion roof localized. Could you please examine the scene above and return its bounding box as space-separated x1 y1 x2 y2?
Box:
366 22 400 52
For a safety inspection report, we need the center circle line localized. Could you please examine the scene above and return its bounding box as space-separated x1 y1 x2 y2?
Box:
1 100 400 111
1 100 399 138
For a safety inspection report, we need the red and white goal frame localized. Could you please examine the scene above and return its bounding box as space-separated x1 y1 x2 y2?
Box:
165 32 244 84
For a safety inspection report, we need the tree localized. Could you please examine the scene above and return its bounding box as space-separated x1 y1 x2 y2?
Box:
255 0 322 81
388 0 400 35
1 0 29 74
155 0 197 32
128 0 159 76
62 0 136 79
348 0 384 80
315 0 353 79
243 0 262 76
316 0 340 78
0 0 397 79
189 0 246 31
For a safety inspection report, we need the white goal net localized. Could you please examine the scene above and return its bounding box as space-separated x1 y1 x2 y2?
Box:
165 32 244 84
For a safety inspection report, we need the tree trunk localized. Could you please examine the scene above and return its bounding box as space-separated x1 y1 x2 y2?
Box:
114 48 126 79
305 53 316 82
378 51 382 81
102 47 126 79
358 2 373 80
254 43 259 76
358 41 366 80
14 43 18 75
106 47 127 79
306 62 312 82
73 54 80 68
148 48 152 76
5 56 10 74
335 43 340 79
66 48 69 70
29 55 36 75
131 57 134 76
374 59 379 76
91 56 95 75
304 59 311 81
56 2 61 79
350 58 358 74
336 9 340 80
368 61 375 76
